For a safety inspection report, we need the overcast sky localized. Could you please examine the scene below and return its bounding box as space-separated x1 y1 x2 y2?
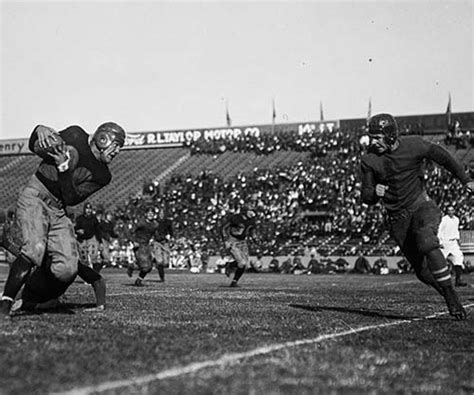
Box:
1 0 472 139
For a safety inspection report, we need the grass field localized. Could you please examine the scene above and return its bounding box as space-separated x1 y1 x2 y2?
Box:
1 266 473 395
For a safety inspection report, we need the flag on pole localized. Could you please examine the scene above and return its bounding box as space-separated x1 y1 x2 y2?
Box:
367 97 372 121
319 101 324 121
446 93 452 127
225 100 231 127
272 98 276 124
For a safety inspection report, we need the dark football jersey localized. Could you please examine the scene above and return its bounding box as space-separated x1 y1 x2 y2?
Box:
154 219 173 243
361 136 469 214
29 125 111 207
75 214 100 242
134 219 159 245
222 213 255 241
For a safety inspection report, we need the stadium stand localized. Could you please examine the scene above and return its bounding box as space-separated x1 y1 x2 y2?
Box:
0 113 472 263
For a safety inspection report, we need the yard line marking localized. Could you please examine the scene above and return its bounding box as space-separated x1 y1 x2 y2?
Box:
55 302 474 395
383 280 418 286
108 290 166 297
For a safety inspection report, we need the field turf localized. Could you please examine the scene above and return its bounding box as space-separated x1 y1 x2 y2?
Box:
1 266 473 394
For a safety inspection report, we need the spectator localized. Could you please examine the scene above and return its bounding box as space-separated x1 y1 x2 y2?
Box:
352 251 372 274
307 254 325 274
396 258 412 274
268 255 280 273
373 254 389 275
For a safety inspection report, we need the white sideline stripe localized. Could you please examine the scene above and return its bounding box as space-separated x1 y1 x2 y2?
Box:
383 280 418 286
108 290 165 297
56 302 474 395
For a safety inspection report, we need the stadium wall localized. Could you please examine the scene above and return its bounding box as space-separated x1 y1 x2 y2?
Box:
1 111 471 155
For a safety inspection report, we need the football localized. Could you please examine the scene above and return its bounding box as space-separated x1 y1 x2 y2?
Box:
33 134 65 159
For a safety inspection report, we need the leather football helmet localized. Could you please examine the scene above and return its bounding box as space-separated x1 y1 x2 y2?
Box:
367 113 399 145
92 122 126 151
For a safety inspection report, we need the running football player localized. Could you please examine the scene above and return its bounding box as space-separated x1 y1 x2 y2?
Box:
220 206 257 287
150 207 173 282
128 206 159 286
361 113 473 320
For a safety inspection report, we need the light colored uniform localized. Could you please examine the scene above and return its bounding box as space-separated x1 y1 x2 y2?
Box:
438 214 464 267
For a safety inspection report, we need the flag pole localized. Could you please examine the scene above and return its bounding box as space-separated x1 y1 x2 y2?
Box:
272 98 276 134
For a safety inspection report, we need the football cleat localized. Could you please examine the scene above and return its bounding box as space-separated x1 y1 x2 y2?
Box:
443 287 467 320
134 278 144 287
0 299 12 319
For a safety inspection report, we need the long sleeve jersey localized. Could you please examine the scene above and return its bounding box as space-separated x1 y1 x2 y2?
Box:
360 136 470 215
75 214 101 242
221 213 255 241
133 219 159 245
29 125 111 207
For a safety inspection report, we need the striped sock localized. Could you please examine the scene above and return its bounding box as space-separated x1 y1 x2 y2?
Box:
431 266 452 287
426 249 452 288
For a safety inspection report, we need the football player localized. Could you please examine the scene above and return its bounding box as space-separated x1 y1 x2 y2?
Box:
128 206 159 286
361 113 473 320
0 122 125 319
150 207 173 282
220 206 258 287
75 202 102 270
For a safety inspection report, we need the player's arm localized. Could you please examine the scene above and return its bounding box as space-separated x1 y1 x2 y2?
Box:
57 172 103 206
220 220 232 249
360 160 378 204
220 220 230 240
167 220 174 240
28 125 61 153
426 143 472 189
94 217 102 243
248 223 259 245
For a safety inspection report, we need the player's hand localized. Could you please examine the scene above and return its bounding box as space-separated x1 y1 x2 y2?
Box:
466 180 474 193
47 141 69 166
375 184 388 197
36 125 59 149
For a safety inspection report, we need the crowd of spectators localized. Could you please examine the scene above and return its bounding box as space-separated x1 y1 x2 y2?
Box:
84 123 473 269
444 121 473 150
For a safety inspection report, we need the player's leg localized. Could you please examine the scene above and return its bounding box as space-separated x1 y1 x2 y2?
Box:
229 242 248 287
98 240 110 272
412 202 466 320
19 262 73 311
134 244 153 286
0 191 48 318
77 262 106 309
444 242 467 287
88 236 101 273
152 242 166 282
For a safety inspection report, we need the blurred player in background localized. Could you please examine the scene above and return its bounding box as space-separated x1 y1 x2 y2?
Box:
361 113 473 320
75 202 101 271
438 205 467 287
97 210 118 271
150 207 173 282
0 122 125 319
220 206 258 287
128 206 159 286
